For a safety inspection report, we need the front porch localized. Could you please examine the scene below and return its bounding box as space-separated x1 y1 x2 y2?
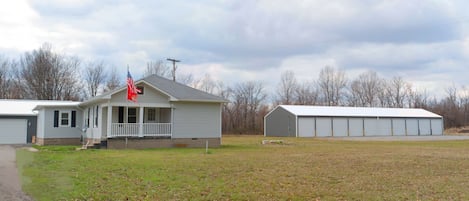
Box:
110 123 172 137
97 105 173 139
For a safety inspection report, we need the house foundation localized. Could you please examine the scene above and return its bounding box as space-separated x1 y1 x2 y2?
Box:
106 137 221 149
36 138 81 145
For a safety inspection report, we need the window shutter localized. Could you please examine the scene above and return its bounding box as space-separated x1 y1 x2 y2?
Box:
53 110 59 127
71 110 76 128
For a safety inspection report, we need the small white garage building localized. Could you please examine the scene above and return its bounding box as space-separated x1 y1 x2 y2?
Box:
264 105 444 137
0 99 80 145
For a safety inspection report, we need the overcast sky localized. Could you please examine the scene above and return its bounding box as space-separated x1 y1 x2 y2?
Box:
1 0 469 98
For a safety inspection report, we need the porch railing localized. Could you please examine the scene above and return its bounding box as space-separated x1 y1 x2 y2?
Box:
110 123 172 138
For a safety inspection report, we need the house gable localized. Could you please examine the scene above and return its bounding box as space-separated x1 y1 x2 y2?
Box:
110 82 172 105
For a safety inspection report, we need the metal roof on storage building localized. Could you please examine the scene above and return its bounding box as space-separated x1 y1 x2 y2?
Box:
0 99 80 116
278 105 442 118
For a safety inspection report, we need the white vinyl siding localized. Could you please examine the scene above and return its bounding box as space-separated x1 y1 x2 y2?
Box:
172 102 221 138
110 83 170 104
42 107 82 138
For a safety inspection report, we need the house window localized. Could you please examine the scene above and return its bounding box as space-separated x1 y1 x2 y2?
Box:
128 108 137 123
148 108 156 121
54 110 76 128
137 86 144 95
60 111 70 127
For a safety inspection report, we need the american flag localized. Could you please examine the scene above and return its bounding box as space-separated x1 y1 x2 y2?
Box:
127 70 140 102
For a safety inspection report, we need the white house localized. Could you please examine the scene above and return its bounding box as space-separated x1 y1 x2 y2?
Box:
0 74 227 148
265 105 444 137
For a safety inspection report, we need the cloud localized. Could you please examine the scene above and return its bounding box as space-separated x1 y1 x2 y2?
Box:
0 0 44 53
1 0 469 98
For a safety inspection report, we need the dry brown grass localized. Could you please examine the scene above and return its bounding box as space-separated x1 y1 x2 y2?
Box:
445 127 469 136
18 136 469 200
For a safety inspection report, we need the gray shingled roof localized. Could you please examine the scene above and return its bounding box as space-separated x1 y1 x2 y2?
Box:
80 74 227 105
143 75 227 102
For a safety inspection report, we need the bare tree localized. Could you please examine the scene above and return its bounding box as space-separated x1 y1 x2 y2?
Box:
408 89 429 109
177 73 194 85
193 73 216 94
231 81 267 133
84 61 106 97
317 66 347 106
144 60 171 78
18 43 82 100
348 71 382 107
0 56 11 99
385 76 410 107
295 81 319 105
275 70 297 105
104 66 121 92
460 86 469 126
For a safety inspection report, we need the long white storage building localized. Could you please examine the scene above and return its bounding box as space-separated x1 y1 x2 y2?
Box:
264 105 444 137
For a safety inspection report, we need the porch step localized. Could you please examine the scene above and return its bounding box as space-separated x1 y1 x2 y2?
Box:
79 141 103 150
85 143 101 149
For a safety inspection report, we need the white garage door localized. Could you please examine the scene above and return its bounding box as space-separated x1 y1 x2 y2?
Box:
298 117 315 137
333 118 348 137
431 119 443 135
316 118 332 137
0 119 27 144
349 118 363 137
364 118 392 136
419 119 431 136
406 119 419 136
392 119 406 136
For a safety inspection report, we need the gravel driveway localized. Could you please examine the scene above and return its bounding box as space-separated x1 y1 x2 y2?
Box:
324 135 469 141
0 145 33 201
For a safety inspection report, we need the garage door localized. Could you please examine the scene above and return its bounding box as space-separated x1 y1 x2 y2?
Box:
364 118 392 136
0 119 27 144
333 118 348 137
419 119 431 136
431 119 443 135
406 119 419 136
316 118 332 137
349 118 363 137
298 117 315 137
392 119 406 136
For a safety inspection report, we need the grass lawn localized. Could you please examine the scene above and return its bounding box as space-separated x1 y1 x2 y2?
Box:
17 136 469 200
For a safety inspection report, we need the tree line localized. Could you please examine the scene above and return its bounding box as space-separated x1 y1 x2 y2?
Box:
1 44 468 133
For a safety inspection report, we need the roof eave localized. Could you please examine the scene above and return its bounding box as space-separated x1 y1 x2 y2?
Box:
173 99 228 103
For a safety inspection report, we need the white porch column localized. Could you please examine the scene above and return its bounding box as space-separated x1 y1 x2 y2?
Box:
138 106 144 137
107 102 112 138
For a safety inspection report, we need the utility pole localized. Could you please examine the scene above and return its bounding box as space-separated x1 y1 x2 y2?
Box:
167 58 180 82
